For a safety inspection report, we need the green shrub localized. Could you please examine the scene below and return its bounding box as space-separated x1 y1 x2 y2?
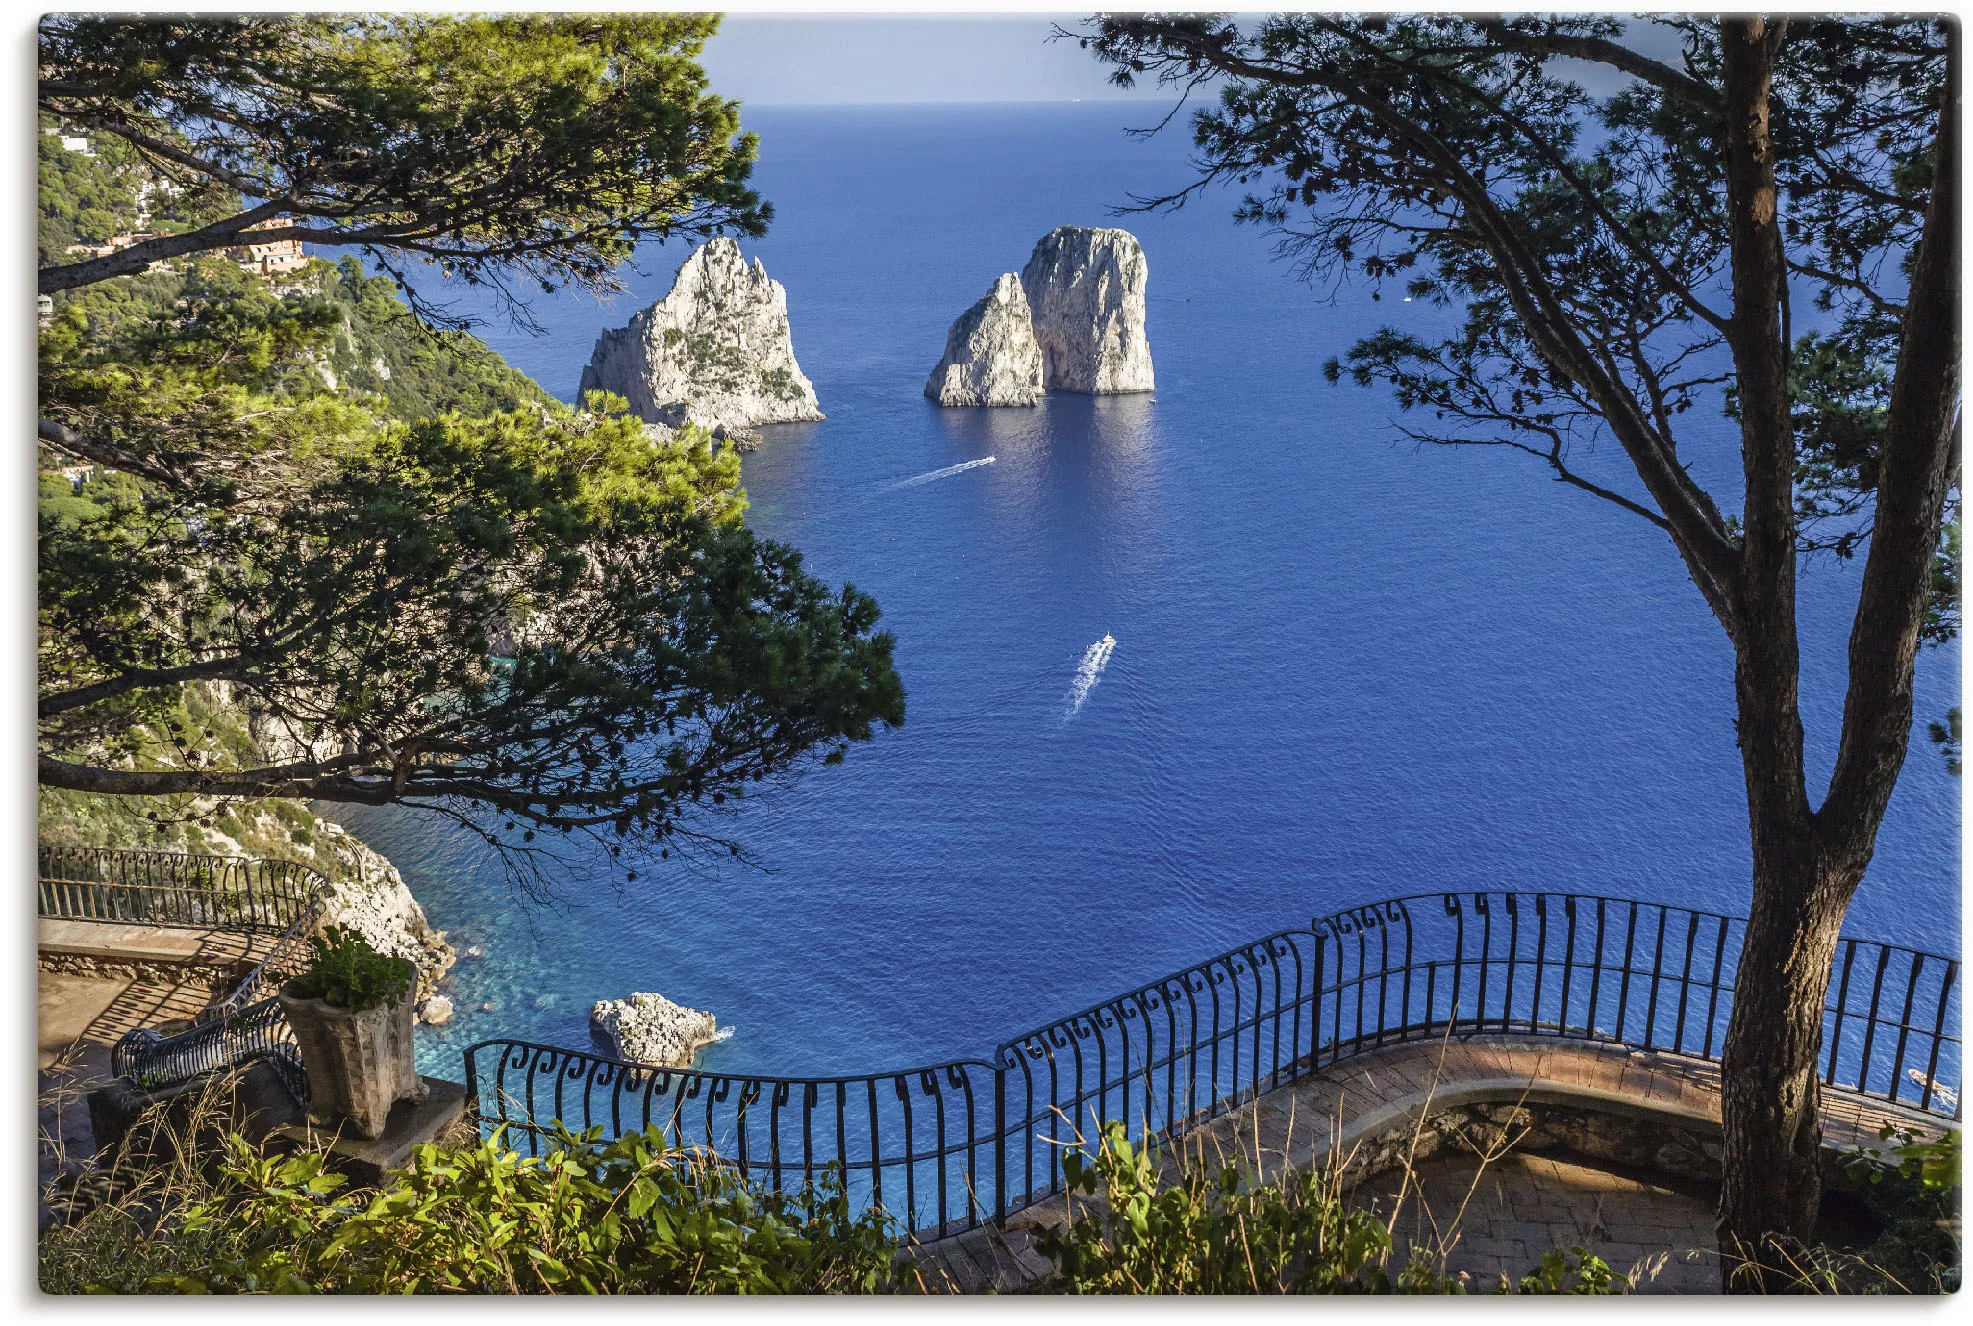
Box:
1036 1120 1459 1293
1034 1120 1653 1296
1511 1246 1641 1294
41 1124 900 1294
1844 1123 1962 1197
288 925 413 1012
1809 1124 1964 1294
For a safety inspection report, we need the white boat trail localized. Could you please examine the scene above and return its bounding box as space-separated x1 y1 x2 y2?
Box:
889 456 996 489
1066 633 1116 718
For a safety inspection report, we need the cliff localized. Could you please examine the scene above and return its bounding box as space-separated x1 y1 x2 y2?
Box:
577 237 823 438
37 684 456 1013
925 272 1044 407
1020 227 1155 394
312 821 457 1007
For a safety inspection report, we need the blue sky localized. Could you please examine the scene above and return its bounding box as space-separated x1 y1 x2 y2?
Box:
698 15 1167 105
697 13 1692 106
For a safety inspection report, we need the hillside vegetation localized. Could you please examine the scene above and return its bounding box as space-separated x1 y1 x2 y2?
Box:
39 125 557 864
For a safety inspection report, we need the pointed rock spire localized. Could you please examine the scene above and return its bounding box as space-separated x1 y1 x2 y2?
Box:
925 272 1045 407
577 237 823 436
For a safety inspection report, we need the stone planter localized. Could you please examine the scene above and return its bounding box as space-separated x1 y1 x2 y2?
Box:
278 983 427 1139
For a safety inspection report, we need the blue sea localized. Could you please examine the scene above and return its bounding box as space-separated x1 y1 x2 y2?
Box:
321 105 1960 1081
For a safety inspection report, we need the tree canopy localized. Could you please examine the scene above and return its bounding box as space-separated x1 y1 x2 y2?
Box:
1080 15 1955 631
38 14 904 875
1073 12 1957 1275
37 12 769 327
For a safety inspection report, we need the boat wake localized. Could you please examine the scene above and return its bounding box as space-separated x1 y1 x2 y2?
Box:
889 456 996 489
1066 633 1116 718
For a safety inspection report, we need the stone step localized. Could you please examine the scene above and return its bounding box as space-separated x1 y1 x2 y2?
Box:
270 1076 471 1187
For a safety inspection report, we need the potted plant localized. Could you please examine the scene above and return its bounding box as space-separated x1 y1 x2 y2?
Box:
278 925 427 1139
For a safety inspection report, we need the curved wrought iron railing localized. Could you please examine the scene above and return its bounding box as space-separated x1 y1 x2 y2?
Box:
465 889 1960 1241
112 995 309 1106
40 844 330 1104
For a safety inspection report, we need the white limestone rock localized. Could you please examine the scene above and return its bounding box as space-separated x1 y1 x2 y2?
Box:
577 237 823 433
1020 227 1155 394
925 272 1044 407
590 991 722 1068
640 406 761 451
419 995 454 1026
311 822 457 1007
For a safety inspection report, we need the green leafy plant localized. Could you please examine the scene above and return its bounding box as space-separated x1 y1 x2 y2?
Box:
1844 1124 1962 1195
288 925 413 1012
42 1123 900 1294
1036 1119 1457 1293
1034 1118 1654 1296
1812 1123 1963 1294
1508 1246 1637 1294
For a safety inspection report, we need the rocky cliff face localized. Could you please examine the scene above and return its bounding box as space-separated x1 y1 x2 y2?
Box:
312 821 457 1008
1020 227 1155 394
577 237 823 437
925 273 1044 407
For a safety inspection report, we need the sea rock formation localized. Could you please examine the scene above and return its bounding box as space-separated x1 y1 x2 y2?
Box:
591 991 722 1068
577 237 823 438
925 272 1044 407
1020 227 1155 394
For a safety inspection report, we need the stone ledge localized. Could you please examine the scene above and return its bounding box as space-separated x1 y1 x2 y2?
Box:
270 1076 470 1187
1280 1071 1951 1199
41 923 266 962
905 1037 1960 1294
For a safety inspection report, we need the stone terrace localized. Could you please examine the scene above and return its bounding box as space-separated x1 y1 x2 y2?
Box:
903 1033 1955 1294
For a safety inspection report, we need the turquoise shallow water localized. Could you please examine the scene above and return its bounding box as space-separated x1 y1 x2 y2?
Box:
320 104 1958 1082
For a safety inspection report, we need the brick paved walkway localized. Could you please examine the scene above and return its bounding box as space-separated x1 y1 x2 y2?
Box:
906 1033 1953 1294
1357 1150 1718 1293
37 970 217 1228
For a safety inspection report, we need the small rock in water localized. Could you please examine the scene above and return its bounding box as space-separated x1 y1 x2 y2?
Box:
533 993 558 1010
464 945 485 959
480 1000 500 1013
420 995 454 1026
591 991 720 1068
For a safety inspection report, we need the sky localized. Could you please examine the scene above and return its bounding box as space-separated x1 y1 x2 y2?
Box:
697 14 1696 106
698 15 1155 105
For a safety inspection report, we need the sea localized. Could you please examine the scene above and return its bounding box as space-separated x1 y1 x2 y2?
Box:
317 104 1961 1081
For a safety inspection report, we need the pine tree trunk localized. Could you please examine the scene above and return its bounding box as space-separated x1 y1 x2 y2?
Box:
1715 846 1858 1288
1710 585 1849 1290
1709 13 1959 1294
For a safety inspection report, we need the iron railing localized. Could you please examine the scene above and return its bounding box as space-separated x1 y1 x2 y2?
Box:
112 996 309 1106
40 844 331 1105
465 889 1960 1240
38 844 320 932
194 885 328 1023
